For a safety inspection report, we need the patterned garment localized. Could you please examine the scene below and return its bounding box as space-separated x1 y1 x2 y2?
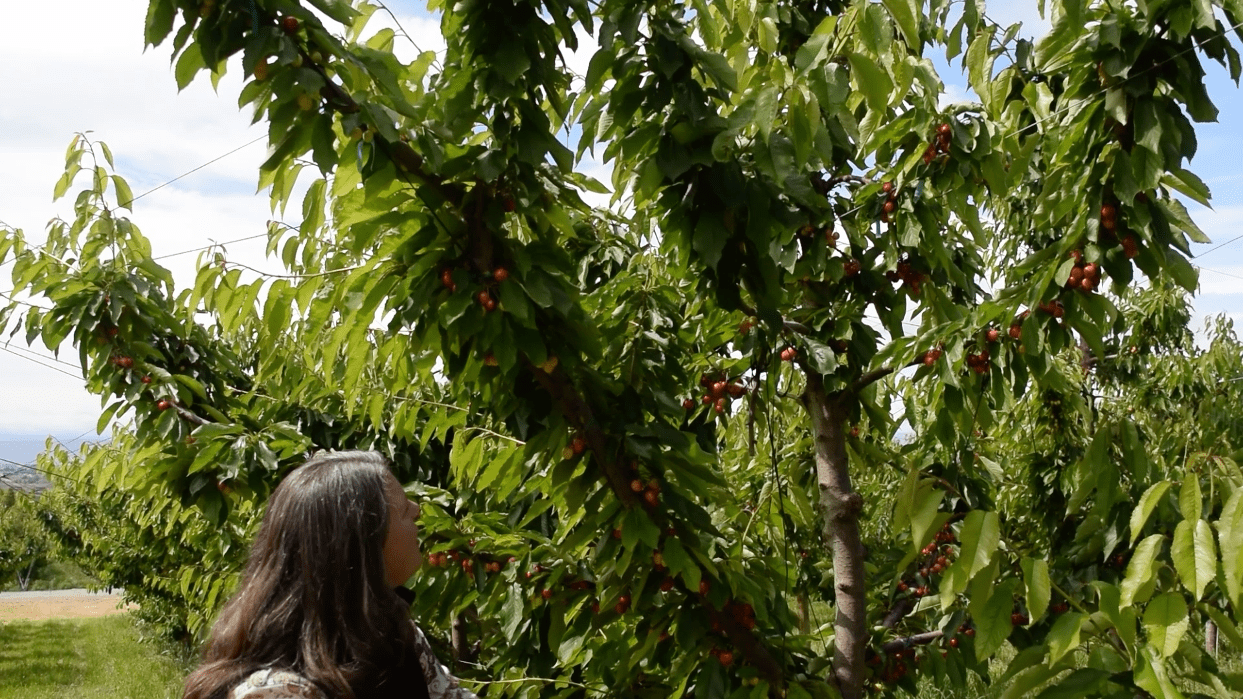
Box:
228 622 477 699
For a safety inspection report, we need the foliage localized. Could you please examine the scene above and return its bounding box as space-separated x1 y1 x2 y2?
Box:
1 0 1241 696
0 489 53 591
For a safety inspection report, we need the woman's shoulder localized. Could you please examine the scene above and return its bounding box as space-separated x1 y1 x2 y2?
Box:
228 668 326 699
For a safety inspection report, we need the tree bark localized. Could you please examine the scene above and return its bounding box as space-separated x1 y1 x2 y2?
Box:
18 558 36 591
798 591 811 634
801 372 867 697
1205 619 1218 657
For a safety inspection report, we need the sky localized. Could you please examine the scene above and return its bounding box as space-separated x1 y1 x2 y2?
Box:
0 1 1239 459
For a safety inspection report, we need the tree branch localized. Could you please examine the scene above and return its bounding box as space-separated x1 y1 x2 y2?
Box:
850 366 896 395
880 630 943 653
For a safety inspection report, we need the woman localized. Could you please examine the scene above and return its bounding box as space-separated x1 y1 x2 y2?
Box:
183 450 476 698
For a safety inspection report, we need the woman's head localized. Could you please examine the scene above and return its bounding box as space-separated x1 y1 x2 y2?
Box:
184 450 423 698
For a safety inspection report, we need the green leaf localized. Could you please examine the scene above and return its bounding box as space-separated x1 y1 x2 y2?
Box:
1130 481 1172 545
1021 557 1051 622
1122 534 1164 607
1170 518 1216 601
1134 645 1183 698
1038 669 1112 698
1158 199 1210 243
882 0 921 47
847 52 893 112
1161 169 1212 207
803 338 838 374
793 33 829 75
1142 592 1189 658
175 43 206 91
144 0 176 47
664 537 701 591
966 27 997 103
958 511 1000 581
1003 664 1063 699
693 211 729 270
908 484 946 554
1046 612 1087 664
976 578 1018 660
1178 475 1202 520
1217 487 1242 610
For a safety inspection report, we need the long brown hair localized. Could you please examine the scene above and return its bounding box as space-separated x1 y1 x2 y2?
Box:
184 451 423 698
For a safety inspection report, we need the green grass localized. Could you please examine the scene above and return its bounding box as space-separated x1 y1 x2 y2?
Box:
0 614 193 698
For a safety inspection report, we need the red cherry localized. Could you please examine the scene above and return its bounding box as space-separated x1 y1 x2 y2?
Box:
503 196 516 213
711 380 727 397
615 601 628 614
1009 324 1022 339
986 328 999 343
1080 277 1095 292
949 637 959 648
682 398 695 410
699 580 710 596
1100 204 1116 220
718 651 734 667
281 16 300 34
612 528 622 539
660 577 675 592
643 490 660 507
591 601 600 613
141 375 152 384
937 122 952 136
572 436 586 454
631 479 644 493
493 267 509 282
157 399 172 411
714 398 726 415
542 588 553 600
882 181 894 194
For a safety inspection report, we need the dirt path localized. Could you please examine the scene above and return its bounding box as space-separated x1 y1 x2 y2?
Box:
0 588 137 622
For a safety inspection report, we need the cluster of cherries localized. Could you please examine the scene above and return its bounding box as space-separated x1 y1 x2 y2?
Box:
438 266 509 313
922 123 953 165
1064 250 1102 294
880 181 899 223
1036 299 1065 318
686 372 746 414
424 543 513 578
944 623 976 651
631 478 662 507
920 347 943 367
964 347 991 375
797 224 838 247
1099 202 1140 258
867 646 918 686
896 521 958 597
562 435 587 460
885 256 927 297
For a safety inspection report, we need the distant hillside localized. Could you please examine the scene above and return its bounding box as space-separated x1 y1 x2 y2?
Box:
0 434 102 492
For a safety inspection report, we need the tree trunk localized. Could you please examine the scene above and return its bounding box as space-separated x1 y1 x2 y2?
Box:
1205 619 1218 657
18 559 37 591
798 591 811 634
451 612 472 666
801 373 867 697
